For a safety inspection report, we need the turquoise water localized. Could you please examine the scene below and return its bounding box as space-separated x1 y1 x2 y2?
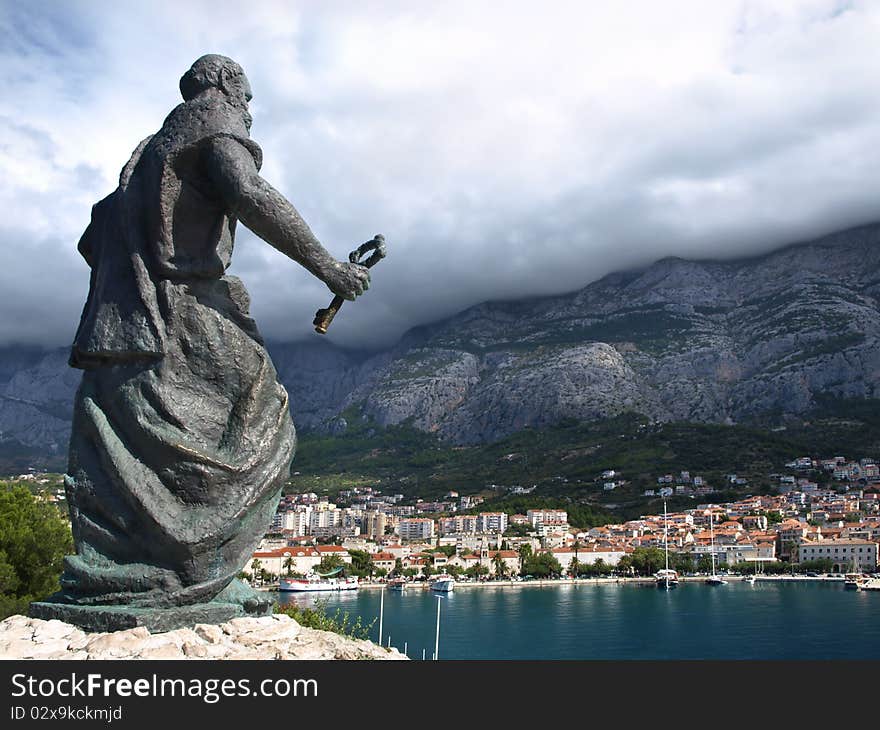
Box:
276 581 880 659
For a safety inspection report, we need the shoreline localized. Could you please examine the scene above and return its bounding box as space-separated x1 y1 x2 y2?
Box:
259 574 848 592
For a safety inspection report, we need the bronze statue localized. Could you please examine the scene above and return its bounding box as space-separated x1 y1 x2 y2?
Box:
31 54 379 631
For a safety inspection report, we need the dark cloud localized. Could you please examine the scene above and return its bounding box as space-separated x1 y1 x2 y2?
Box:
1 2 879 350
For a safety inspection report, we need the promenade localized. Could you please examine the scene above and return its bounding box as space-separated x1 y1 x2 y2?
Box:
266 573 848 592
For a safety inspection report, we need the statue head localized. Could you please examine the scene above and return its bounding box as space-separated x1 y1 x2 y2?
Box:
179 54 253 108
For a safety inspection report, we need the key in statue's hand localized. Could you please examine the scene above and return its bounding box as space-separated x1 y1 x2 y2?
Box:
314 234 386 334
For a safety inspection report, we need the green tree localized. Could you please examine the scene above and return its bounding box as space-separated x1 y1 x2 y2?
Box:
671 553 694 574
592 558 611 576
517 544 533 576
492 551 507 578
628 547 666 576
429 545 457 558
348 549 375 579
523 551 563 578
259 568 274 585
316 554 345 575
0 484 74 619
283 556 294 576
465 563 490 579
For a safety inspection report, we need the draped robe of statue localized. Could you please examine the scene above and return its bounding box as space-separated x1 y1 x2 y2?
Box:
57 93 295 611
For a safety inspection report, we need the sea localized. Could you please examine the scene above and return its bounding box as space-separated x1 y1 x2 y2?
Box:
276 580 880 660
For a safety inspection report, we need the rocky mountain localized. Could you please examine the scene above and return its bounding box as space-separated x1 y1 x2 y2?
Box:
3 222 880 463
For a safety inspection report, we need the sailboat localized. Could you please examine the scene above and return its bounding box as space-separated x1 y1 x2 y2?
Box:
844 557 865 590
655 500 679 589
745 563 757 584
705 512 727 586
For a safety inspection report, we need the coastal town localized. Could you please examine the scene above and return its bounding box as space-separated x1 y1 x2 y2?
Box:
9 452 880 587
239 454 880 585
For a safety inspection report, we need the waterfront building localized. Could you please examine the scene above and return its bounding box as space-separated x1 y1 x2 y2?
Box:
561 545 625 568
796 539 878 572
370 552 396 574
248 544 351 577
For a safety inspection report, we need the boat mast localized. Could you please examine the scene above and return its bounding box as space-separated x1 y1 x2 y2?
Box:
709 512 716 578
664 500 670 589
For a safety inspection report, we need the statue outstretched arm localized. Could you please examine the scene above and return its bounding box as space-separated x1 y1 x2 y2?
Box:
203 136 369 301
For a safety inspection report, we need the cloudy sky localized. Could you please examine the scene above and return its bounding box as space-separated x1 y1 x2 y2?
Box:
1 0 879 349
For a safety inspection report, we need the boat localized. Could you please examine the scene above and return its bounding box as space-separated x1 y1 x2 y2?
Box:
654 568 679 588
844 573 864 590
430 574 455 593
655 500 679 589
705 512 727 586
388 578 406 592
844 557 865 590
278 572 359 592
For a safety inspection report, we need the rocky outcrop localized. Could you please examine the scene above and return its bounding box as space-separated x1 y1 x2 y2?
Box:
2 222 880 453
0 614 406 660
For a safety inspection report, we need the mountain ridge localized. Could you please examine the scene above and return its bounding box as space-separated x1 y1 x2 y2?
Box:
2 221 879 464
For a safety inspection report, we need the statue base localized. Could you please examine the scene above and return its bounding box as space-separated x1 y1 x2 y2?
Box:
29 580 272 633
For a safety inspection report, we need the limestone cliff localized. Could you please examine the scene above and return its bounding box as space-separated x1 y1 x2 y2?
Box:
2 222 879 455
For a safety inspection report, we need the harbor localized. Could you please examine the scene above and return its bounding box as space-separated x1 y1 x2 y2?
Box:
274 579 880 660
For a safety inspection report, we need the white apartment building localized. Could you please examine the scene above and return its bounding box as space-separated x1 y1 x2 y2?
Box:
478 512 509 533
281 509 309 535
310 507 342 532
398 518 436 542
527 510 568 528
440 515 480 535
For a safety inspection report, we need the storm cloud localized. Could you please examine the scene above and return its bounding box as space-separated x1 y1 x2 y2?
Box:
2 1 879 349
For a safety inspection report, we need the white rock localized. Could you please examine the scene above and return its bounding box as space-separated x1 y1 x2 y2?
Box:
31 619 76 642
194 623 225 644
85 626 150 656
0 615 406 661
137 644 184 660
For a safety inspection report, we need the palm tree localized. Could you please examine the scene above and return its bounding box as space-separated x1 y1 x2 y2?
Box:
250 558 262 585
572 539 582 578
517 544 532 576
283 556 294 576
492 551 507 578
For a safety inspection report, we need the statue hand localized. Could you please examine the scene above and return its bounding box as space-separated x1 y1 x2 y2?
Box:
326 261 370 301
